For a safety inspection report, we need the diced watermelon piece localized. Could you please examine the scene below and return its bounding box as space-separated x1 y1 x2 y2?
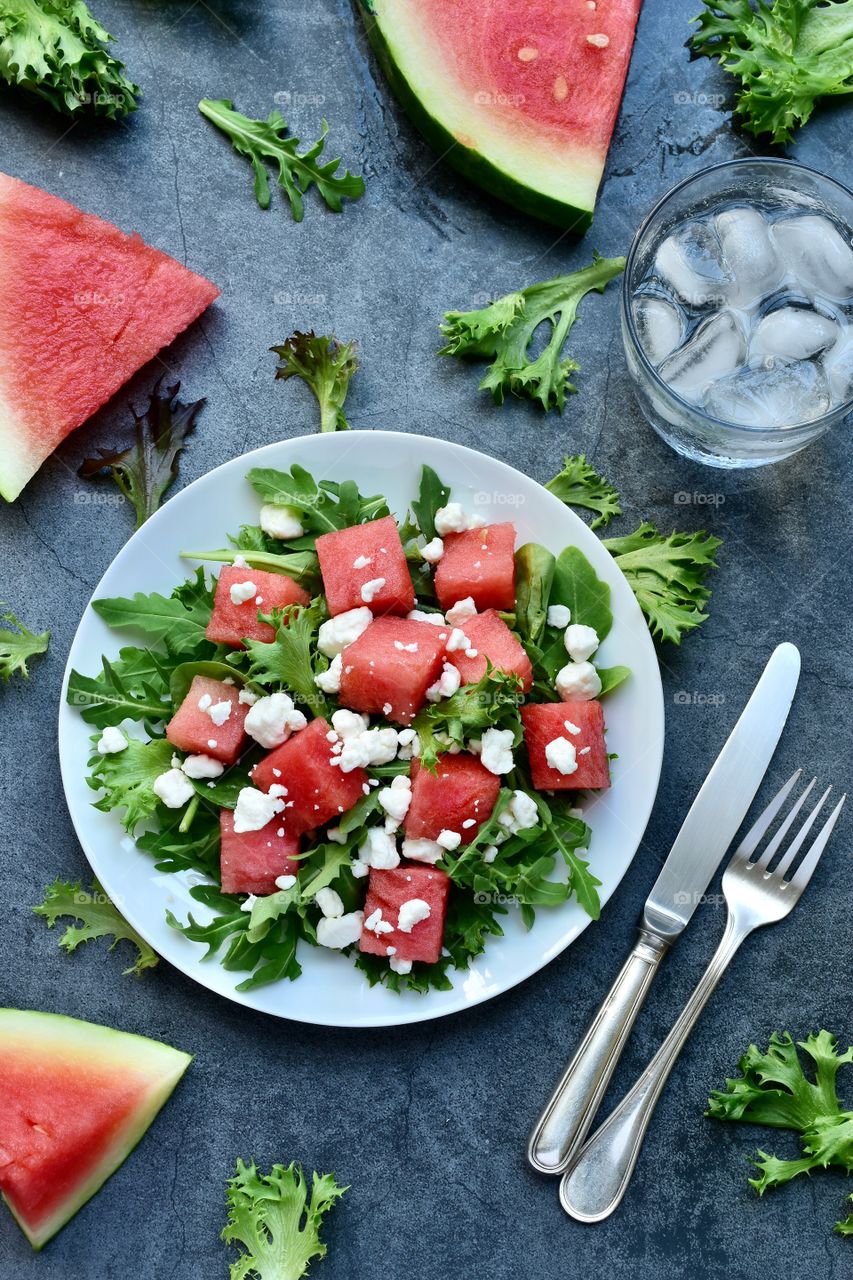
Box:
434 523 517 612
359 865 450 964
165 675 248 765
219 810 300 896
446 608 532 692
315 514 415 616
0 171 219 502
205 565 310 647
404 754 500 843
521 700 609 791
251 717 367 833
338 617 447 725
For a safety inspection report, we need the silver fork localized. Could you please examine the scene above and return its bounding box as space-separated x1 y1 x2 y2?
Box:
559 769 846 1222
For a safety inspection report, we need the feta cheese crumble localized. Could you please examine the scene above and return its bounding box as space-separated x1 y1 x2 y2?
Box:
360 577 386 604
426 662 461 703
96 726 127 754
480 727 515 776
181 753 225 779
421 537 444 564
274 874 297 891
365 907 394 936
445 597 477 626
315 887 344 918
360 827 401 869
547 604 571 629
397 898 431 933
207 700 233 727
407 609 446 626
229 579 257 605
317 911 364 949
314 653 342 694
556 661 602 702
238 688 259 706
390 956 413 975
564 623 600 663
434 502 469 535
378 775 412 825
244 692 307 749
498 789 539 835
317 607 372 658
259 503 304 540
233 786 285 833
353 554 372 569
401 837 443 864
445 627 471 653
437 829 461 851
152 768 195 809
545 737 579 776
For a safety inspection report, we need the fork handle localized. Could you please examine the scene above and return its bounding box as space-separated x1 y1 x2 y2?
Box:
527 929 670 1175
559 912 748 1221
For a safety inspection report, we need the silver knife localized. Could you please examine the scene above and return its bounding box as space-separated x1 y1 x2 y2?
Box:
527 642 801 1175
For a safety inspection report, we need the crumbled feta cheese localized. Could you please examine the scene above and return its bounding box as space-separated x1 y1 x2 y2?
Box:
393 639 419 653
274 874 297 891
397 898 431 932
207 700 233 727
445 597 477 626
326 826 347 844
317 911 364 949
233 786 285 833
445 627 471 653
317 607 373 657
315 887 344 918
437 829 461 851
334 725 399 772
426 661 461 703
564 719 581 735
152 768 195 809
547 604 571 629
421 537 444 564
498 789 539 835
314 653 342 694
238 688 259 706
462 818 476 830
244 692 307 748
480 727 515 776
96 726 127 754
361 577 386 604
207 739 218 750
198 693 212 711
365 907 394 936
407 609 446 626
545 737 579 776
233 554 248 568
579 746 591 756
240 894 258 914
181 753 225 779
229 579 257 605
390 956 413 975
331 709 369 739
434 502 469 535
360 827 401 869
396 729 419 761
482 844 499 864
464 647 478 659
378 775 412 824
350 859 369 879
400 837 443 864
259 503 304 540
556 661 602 702
564 623 600 663
353 554 372 569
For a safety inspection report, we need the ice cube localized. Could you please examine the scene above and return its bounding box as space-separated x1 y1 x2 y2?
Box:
653 220 730 308
703 359 831 428
821 335 853 405
772 215 853 303
633 294 686 365
658 311 747 400
714 206 782 307
750 306 839 361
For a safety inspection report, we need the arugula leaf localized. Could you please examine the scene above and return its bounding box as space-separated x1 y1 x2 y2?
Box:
167 883 304 990
222 1158 347 1280
0 608 49 682
439 255 625 412
411 464 451 541
92 571 214 656
238 602 329 712
602 524 722 645
545 454 622 530
199 97 365 219
33 878 158 976
67 648 176 728
89 736 174 834
246 464 388 537
692 0 853 144
412 669 524 770
707 1031 853 1234
79 380 205 528
136 808 221 876
271 331 357 433
514 544 556 648
0 0 139 120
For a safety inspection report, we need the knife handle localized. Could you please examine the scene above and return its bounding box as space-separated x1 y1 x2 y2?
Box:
527 929 669 1175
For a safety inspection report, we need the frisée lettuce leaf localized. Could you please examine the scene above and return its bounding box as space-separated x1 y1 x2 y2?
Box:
33 878 158 976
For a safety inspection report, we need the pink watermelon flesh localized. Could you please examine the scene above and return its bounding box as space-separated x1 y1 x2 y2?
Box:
0 1010 191 1250
220 809 300 895
522 699 610 790
338 616 447 724
315 514 416 616
446 608 533 692
251 717 368 834
434 523 517 612
205 565 310 648
0 171 219 501
165 675 249 765
404 754 500 843
359 865 450 964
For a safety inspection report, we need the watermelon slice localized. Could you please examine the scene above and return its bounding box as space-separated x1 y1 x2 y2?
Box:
446 609 533 692
359 0 642 229
0 1009 191 1250
0 172 219 502
521 699 610 790
359 865 450 964
404 754 501 843
434 523 517 613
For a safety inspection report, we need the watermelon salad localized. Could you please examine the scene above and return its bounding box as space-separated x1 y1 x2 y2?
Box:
68 463 631 995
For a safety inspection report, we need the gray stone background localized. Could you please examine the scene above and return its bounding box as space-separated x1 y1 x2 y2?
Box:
1 1 851 1276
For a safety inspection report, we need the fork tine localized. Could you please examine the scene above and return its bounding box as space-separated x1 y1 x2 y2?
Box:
730 769 802 864
773 784 832 877
754 776 817 869
787 794 847 892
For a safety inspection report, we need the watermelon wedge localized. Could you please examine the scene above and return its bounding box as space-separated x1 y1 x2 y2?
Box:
0 1009 191 1250
359 0 642 229
0 172 219 502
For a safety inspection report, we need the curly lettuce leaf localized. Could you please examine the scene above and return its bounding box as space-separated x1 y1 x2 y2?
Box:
0 607 49 682
33 877 158 976
89 735 174 834
545 454 622 530
237 601 329 712
271 331 357 433
411 668 525 770
602 523 722 645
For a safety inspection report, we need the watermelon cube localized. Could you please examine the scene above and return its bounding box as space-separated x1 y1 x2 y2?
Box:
359 865 450 964
404 754 500 843
521 700 610 791
251 717 367 833
434 523 517 612
338 617 447 725
315 514 415 616
166 675 249 765
446 609 532 692
205 565 309 647
219 809 300 896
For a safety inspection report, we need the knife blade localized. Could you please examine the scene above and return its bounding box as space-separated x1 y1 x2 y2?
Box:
527 642 801 1175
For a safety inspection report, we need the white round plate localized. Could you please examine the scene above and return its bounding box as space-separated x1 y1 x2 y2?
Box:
59 431 664 1027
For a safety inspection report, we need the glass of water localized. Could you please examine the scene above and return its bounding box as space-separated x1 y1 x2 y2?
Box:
622 158 853 467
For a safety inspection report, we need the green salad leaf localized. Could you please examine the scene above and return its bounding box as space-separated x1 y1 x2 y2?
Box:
89 736 174 834
439 254 625 412
602 524 722 645
79 380 205 528
92 568 215 656
222 1159 347 1280
411 464 452 541
692 0 853 144
67 648 176 728
412 669 524 770
199 97 365 219
137 808 220 877
246 465 388 537
514 544 556 648
33 878 158 976
271 331 357 433
545 454 622 530
238 602 328 712
0 607 49 682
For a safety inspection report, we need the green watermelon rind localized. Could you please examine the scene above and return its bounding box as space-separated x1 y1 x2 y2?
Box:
358 1 594 232
0 1009 192 1251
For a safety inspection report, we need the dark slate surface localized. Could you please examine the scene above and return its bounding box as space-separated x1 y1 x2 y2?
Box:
1 1 851 1276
